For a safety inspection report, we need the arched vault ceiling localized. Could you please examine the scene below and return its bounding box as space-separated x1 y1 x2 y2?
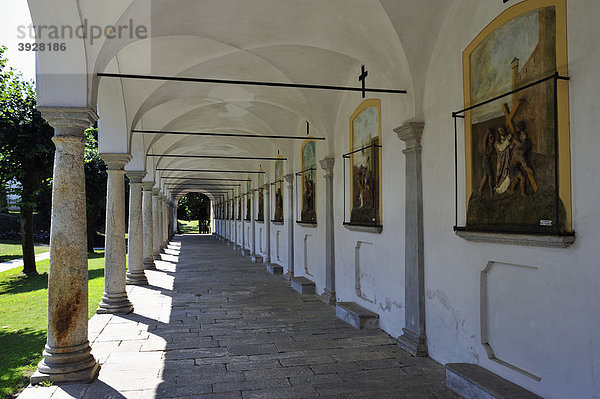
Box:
30 0 455 195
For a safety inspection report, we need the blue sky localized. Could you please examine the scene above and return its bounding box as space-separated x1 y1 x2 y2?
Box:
0 1 36 81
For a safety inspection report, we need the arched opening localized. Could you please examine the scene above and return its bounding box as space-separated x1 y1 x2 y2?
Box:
177 193 211 234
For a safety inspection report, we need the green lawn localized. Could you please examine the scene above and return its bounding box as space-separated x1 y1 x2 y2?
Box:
0 241 49 263
178 219 199 234
0 252 105 399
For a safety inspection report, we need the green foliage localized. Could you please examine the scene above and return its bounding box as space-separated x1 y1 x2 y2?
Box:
178 193 209 222
0 252 106 398
0 46 54 201
0 46 55 274
84 127 107 251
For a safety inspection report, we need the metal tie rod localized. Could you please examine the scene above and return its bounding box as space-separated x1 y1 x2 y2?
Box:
148 154 286 161
157 168 265 174
134 130 325 141
97 72 407 95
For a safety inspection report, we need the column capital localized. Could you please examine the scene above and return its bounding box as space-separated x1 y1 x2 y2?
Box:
152 187 160 196
100 153 132 170
394 121 425 150
263 183 270 192
319 157 335 177
284 173 294 185
38 107 98 137
126 171 146 183
142 182 155 191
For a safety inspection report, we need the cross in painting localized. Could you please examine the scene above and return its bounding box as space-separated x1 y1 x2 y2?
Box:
501 101 538 192
359 65 368 98
501 101 521 134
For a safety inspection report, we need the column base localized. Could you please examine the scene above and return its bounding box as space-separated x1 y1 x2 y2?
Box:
97 292 133 314
284 271 294 281
143 258 157 270
240 248 247 256
250 255 263 263
126 271 148 285
397 327 428 357
152 254 161 260
320 289 336 305
31 341 100 385
233 244 239 250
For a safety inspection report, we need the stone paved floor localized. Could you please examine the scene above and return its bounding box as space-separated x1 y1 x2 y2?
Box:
19 235 459 399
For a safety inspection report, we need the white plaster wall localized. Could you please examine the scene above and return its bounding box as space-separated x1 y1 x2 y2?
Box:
270 225 288 268
287 134 327 293
421 1 600 397
332 86 410 336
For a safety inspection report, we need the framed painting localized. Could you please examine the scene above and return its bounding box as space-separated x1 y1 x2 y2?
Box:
463 0 571 233
273 156 284 222
349 99 382 226
300 139 316 223
257 167 264 221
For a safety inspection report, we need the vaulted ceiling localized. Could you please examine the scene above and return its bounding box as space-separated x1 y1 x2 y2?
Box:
28 0 453 200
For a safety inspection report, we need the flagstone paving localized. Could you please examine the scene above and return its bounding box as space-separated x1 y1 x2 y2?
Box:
19 235 459 399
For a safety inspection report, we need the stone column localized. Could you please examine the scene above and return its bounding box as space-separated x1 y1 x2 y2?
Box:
241 193 247 255
158 194 166 251
172 204 177 237
125 171 148 285
97 153 133 314
263 184 271 264
395 122 427 357
284 173 295 279
250 190 262 263
142 183 156 269
31 107 100 384
162 198 169 248
152 188 161 259
320 157 336 305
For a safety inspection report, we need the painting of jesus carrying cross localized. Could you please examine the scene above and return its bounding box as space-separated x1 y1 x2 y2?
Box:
462 1 571 234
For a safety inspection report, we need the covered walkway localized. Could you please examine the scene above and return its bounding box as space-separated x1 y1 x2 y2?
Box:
20 235 456 399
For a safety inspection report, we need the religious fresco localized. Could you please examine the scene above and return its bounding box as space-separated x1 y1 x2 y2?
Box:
257 167 264 221
463 2 570 233
245 178 251 221
350 99 381 226
273 157 284 222
300 139 316 223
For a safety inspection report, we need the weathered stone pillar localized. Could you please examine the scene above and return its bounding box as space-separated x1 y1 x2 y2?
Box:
158 194 166 250
395 122 427 357
263 184 271 264
125 171 148 285
320 157 336 305
284 173 295 279
241 193 247 255
97 154 133 314
142 183 156 269
172 203 177 237
152 188 161 259
31 107 100 384
162 197 169 248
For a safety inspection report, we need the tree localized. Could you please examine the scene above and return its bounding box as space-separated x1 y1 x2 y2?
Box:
178 193 210 232
0 46 55 275
84 127 107 252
